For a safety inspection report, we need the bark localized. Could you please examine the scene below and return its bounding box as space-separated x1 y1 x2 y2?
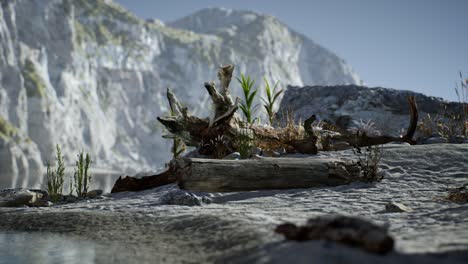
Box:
111 167 176 193
111 157 360 193
177 157 360 192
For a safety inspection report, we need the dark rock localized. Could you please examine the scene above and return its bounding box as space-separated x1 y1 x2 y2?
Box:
86 189 103 198
223 152 241 160
275 215 394 254
0 189 47 207
251 147 263 156
160 190 212 206
30 200 53 207
423 136 448 144
62 195 79 203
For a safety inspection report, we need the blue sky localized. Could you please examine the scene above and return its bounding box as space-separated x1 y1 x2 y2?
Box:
115 0 468 101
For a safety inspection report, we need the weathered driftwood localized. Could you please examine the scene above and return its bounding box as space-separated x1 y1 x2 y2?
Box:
157 64 318 155
275 215 394 254
177 157 360 192
111 168 176 193
111 157 360 193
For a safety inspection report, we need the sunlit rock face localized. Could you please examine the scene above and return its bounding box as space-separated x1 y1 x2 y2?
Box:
0 0 360 188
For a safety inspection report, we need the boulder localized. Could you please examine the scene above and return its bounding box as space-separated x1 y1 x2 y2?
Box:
0 189 47 207
86 189 104 199
275 215 394 254
160 190 212 206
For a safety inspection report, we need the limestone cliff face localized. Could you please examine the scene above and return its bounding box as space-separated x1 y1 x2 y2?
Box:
0 0 360 189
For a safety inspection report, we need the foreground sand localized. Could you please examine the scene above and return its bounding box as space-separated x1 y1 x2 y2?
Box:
1 144 467 263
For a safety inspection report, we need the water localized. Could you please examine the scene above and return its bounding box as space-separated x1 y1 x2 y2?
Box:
0 232 98 264
0 231 159 264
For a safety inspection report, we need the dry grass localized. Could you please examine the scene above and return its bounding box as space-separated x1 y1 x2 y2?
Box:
352 139 384 183
418 74 468 141
417 108 465 141
454 73 468 137
209 135 230 159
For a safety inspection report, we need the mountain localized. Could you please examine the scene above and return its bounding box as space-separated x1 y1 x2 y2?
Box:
0 0 361 189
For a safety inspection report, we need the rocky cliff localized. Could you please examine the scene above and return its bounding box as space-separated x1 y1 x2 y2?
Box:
0 0 361 189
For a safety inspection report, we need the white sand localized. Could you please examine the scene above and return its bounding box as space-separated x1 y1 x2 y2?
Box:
0 144 467 263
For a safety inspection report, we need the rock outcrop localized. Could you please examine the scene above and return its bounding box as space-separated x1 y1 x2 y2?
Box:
278 85 465 137
0 0 361 189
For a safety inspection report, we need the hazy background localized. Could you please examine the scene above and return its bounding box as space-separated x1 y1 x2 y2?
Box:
115 0 468 101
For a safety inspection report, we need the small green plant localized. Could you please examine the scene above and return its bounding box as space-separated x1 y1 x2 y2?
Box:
73 151 91 197
261 78 283 126
236 127 255 159
237 74 258 124
352 138 383 183
47 144 66 202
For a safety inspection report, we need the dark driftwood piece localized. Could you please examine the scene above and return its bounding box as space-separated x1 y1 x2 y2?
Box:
275 215 394 254
329 95 419 146
177 157 360 192
111 168 176 193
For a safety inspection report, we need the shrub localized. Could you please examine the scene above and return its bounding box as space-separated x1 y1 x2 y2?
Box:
352 140 383 183
261 78 283 126
74 151 91 197
47 144 66 202
237 74 258 124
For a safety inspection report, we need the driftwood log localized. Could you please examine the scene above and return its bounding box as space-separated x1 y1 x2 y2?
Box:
177 157 360 192
111 157 360 193
275 215 394 254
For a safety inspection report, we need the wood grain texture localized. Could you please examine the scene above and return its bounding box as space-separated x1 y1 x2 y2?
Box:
178 157 360 192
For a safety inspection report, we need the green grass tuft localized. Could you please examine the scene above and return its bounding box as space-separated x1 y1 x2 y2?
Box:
261 78 283 126
74 151 92 197
237 74 258 124
47 144 66 202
